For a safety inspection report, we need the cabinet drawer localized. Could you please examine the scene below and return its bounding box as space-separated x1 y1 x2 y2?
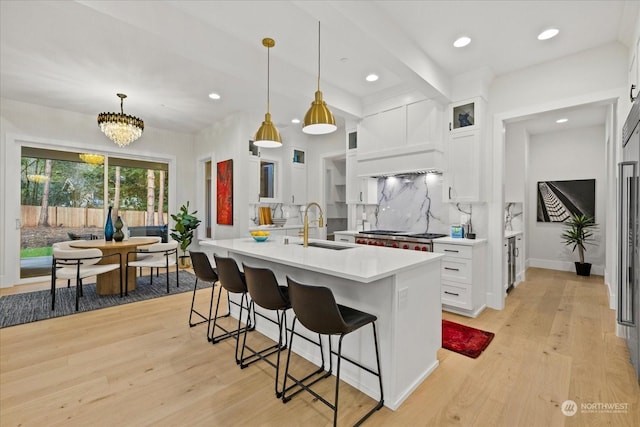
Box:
441 257 472 284
434 243 472 259
441 282 472 310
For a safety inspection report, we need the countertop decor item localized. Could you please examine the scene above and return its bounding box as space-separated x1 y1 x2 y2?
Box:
561 213 597 276
250 230 270 242
104 206 114 241
97 93 144 147
113 215 124 242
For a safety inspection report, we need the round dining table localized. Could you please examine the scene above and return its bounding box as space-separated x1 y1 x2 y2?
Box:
69 237 158 295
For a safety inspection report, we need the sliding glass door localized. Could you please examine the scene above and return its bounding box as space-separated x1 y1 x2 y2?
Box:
20 147 168 279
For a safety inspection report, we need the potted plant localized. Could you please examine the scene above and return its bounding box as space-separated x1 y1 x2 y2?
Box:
561 213 597 276
170 202 201 268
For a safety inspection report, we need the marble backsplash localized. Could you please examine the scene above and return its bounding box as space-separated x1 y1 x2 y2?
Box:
505 202 523 231
361 173 450 234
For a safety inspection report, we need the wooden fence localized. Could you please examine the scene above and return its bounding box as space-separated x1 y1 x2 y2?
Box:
21 205 168 228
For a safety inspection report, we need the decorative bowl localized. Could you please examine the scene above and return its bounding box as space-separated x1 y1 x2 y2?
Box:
250 231 270 242
252 235 269 242
272 218 288 227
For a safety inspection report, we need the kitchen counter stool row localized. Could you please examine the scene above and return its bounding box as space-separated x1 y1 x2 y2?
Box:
188 251 384 426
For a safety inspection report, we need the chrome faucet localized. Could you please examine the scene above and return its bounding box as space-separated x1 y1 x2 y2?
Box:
303 201 324 247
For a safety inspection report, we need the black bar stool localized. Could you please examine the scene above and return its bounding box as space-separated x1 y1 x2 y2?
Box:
188 252 222 335
211 254 255 364
240 263 292 397
282 276 384 427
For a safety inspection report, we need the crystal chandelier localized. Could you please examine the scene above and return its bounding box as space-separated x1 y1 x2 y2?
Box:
97 93 144 147
79 153 105 165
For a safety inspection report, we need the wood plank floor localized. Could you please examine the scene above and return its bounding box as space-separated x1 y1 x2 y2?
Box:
1 267 638 426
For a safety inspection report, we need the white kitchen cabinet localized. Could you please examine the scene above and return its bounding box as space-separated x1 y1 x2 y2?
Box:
346 150 378 205
358 106 406 156
283 146 307 205
515 234 524 284
444 97 484 203
434 240 486 318
247 155 260 204
333 231 356 243
503 240 509 293
407 99 443 146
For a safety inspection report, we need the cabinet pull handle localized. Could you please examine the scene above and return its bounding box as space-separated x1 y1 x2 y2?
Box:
449 122 452 131
515 248 519 257
359 191 363 202
444 291 459 296
448 187 452 200
631 84 637 103
444 267 460 271
444 249 459 253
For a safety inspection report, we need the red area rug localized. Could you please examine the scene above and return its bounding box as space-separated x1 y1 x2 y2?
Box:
442 319 495 359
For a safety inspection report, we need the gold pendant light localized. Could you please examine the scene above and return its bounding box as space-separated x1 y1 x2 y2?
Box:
303 22 336 135
254 38 282 148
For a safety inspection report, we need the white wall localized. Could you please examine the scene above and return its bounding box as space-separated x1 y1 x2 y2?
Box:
527 126 606 274
0 99 196 286
504 122 528 203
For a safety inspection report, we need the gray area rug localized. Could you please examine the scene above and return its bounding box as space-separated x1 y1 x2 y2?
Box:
0 271 198 328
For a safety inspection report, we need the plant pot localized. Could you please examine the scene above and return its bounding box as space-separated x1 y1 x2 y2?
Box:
575 262 592 277
179 255 191 269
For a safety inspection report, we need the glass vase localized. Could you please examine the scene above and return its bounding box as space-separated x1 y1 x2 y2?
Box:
113 215 124 242
104 206 114 241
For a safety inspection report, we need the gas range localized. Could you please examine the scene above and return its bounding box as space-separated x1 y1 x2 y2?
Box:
354 230 447 251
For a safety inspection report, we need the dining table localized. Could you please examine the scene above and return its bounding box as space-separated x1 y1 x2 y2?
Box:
69 237 157 295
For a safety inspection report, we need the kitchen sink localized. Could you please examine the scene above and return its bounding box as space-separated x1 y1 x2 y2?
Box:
298 242 354 250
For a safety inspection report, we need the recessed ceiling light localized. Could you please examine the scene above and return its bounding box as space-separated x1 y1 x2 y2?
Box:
365 74 379 82
291 118 300 124
453 36 471 48
537 28 559 40
208 92 221 100
556 118 568 123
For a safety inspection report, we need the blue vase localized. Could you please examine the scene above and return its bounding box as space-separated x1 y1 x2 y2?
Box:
105 206 114 241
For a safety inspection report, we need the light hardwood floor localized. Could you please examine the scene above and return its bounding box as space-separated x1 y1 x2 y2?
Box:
1 268 639 426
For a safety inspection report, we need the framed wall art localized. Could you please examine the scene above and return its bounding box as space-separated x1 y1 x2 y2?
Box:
216 159 233 225
536 178 595 223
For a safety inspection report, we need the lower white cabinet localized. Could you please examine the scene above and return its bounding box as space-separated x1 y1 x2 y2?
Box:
434 240 486 318
333 232 356 243
515 234 524 283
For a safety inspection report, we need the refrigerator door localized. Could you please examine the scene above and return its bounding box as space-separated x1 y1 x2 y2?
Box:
618 126 639 379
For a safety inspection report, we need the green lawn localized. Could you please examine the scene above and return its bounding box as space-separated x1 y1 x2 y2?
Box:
21 247 53 258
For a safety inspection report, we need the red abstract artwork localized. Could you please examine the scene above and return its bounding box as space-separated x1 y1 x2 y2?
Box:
216 159 233 225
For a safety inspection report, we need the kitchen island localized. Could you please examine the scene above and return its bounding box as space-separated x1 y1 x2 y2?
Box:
200 237 443 410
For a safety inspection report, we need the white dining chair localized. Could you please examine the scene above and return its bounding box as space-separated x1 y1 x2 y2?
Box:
51 247 122 311
125 240 179 295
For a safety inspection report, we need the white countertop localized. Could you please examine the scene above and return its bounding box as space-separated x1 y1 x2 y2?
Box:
504 230 523 239
249 224 308 231
433 236 487 246
201 237 442 283
333 230 359 235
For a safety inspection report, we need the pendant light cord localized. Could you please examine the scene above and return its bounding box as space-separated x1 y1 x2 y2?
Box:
267 42 271 114
317 21 321 92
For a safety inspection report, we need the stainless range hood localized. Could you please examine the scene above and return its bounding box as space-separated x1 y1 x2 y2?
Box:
357 143 444 177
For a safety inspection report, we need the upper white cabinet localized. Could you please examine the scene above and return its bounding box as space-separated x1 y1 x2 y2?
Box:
358 106 406 155
346 149 378 204
407 99 444 146
356 100 444 176
444 97 485 202
247 155 261 204
282 146 307 205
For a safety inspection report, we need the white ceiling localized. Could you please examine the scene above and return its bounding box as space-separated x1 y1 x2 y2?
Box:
1 0 636 136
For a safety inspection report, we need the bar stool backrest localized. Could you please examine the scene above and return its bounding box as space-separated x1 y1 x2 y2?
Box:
286 276 347 335
213 254 247 294
243 264 289 310
190 252 218 283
